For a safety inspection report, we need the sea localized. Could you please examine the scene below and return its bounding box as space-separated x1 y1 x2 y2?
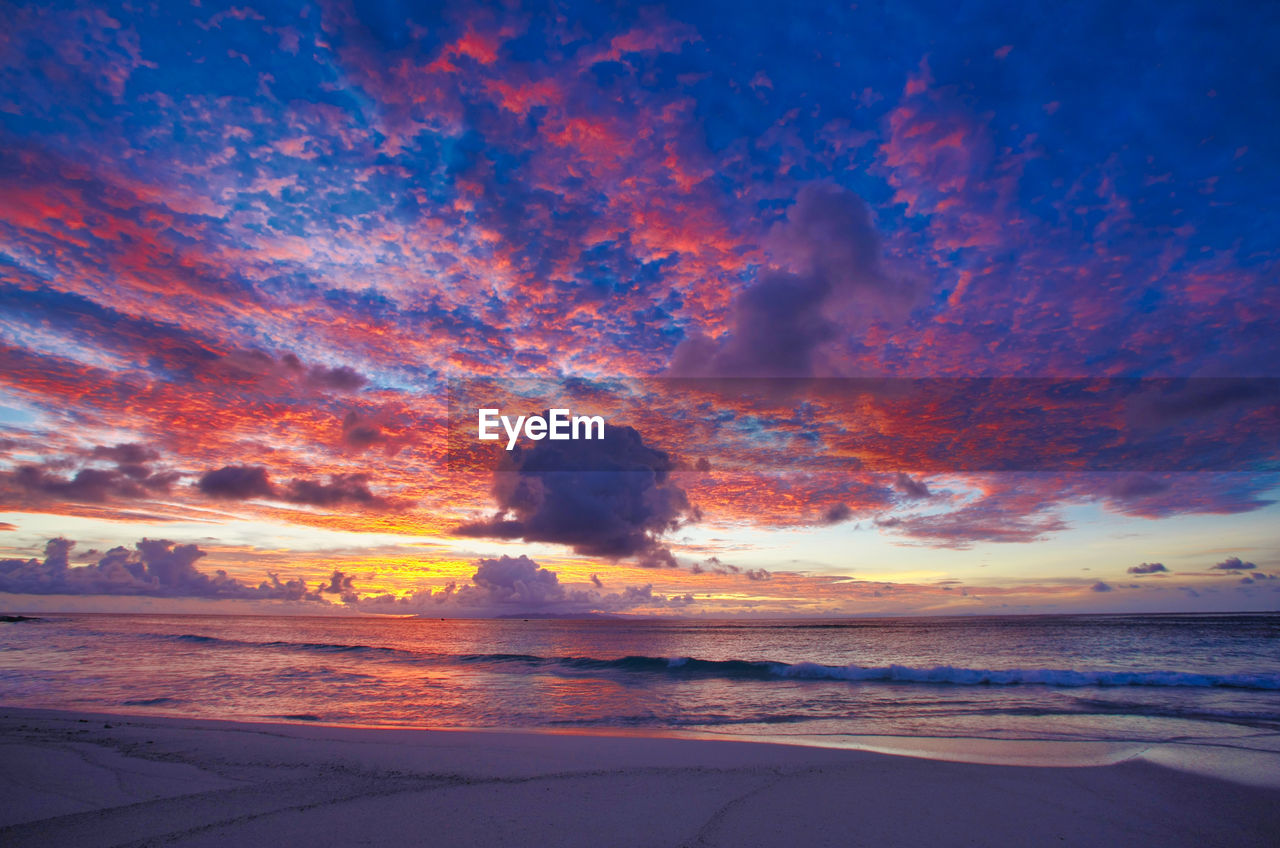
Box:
3 612 1279 775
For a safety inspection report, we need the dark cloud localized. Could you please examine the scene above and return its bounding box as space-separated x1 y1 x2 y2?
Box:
204 350 366 394
1099 472 1277 519
1212 556 1257 571
1127 562 1169 574
819 502 853 524
280 353 366 391
197 466 388 508
0 445 177 504
893 473 932 499
91 443 159 466
198 465 275 499
320 569 354 594
0 538 325 601
319 569 358 603
285 474 381 507
669 184 912 378
668 271 831 377
3 462 178 504
342 411 384 448
1090 581 1113 592
636 547 680 569
1105 474 1171 501
456 421 693 564
1126 379 1279 429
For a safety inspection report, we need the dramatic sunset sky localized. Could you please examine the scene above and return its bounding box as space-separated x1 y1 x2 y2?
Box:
1 0 1277 616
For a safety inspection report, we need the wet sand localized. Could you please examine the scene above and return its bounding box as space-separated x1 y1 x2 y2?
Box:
1 708 1277 847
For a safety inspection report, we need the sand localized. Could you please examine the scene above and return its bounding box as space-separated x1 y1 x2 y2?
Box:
1 708 1277 847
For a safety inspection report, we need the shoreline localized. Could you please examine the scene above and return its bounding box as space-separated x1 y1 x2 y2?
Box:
6 703 1280 787
3 707 1278 847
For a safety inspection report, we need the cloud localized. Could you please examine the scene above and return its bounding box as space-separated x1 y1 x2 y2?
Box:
285 474 381 507
870 472 1277 549
687 556 766 580
466 555 565 606
2 462 178 504
0 541 696 614
893 473 932 499
281 354 366 391
878 502 1067 548
819 502 853 525
342 411 384 448
668 270 831 378
1101 472 1276 519
319 569 357 603
199 349 367 394
198 465 275 499
1105 474 1171 501
456 421 694 565
91 442 159 468
0 0 1274 619
0 538 326 601
669 184 911 377
1126 379 1278 429
358 554 692 615
197 466 387 508
0 443 178 507
1090 581 1113 592
1212 556 1257 571
1127 562 1169 574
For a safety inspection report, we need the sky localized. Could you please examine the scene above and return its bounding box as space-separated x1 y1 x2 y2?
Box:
1 0 1277 617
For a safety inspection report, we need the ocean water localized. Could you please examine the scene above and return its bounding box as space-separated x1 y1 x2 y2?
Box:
2 613 1279 758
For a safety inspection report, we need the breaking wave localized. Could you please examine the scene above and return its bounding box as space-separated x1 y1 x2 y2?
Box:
150 632 1280 690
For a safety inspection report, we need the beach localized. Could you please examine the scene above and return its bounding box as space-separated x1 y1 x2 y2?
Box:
2 708 1277 847
4 612 1280 846
3 0 1278 844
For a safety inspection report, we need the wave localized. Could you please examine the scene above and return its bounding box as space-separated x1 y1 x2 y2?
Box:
548 712 816 728
770 662 1280 690
587 657 1280 690
150 633 1280 690
1065 698 1280 725
168 633 413 657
